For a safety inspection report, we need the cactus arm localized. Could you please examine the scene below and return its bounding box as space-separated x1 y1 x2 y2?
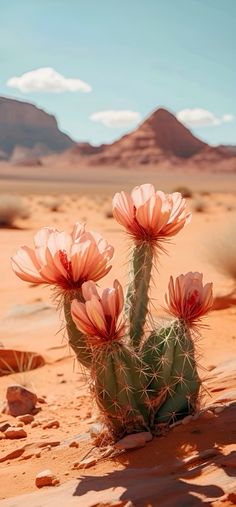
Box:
126 243 153 349
64 297 92 369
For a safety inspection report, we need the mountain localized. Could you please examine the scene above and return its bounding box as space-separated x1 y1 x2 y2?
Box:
77 108 207 167
0 96 74 159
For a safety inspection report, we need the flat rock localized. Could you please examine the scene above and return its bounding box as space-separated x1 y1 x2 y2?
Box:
114 432 152 450
3 384 37 416
5 427 27 439
17 414 34 424
0 349 44 377
35 469 59 488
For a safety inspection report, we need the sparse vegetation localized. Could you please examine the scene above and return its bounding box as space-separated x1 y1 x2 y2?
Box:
172 186 193 198
0 194 30 227
192 197 207 213
42 196 62 212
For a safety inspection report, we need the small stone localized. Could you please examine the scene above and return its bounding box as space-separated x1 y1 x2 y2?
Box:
0 422 11 432
0 433 6 439
0 447 25 462
199 410 215 420
214 405 225 414
73 457 97 469
4 385 37 416
37 396 47 404
69 440 79 448
35 469 59 488
114 432 152 450
182 415 193 425
16 421 24 427
5 427 27 439
42 419 60 429
35 451 41 458
17 414 34 424
31 421 40 428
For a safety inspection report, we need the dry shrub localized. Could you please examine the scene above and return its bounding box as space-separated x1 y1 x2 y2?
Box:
192 198 207 213
42 196 62 212
207 218 236 283
172 186 193 198
0 194 29 227
103 205 113 219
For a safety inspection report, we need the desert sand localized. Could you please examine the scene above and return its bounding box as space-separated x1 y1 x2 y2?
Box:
0 168 236 506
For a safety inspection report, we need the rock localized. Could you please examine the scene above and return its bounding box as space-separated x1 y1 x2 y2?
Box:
114 432 152 450
5 427 27 439
17 414 34 424
0 96 74 160
3 384 37 416
69 440 79 448
0 447 25 462
214 405 225 414
42 419 60 429
0 350 44 377
16 421 24 427
35 469 60 488
182 415 193 425
31 421 40 428
0 422 11 432
73 457 97 469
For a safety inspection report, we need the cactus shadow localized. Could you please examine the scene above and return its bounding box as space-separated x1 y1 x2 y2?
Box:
73 403 236 506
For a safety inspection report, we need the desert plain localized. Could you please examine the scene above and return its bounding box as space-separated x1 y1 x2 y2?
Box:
0 164 236 507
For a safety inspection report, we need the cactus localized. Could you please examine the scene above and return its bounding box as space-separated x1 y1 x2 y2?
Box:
12 184 213 441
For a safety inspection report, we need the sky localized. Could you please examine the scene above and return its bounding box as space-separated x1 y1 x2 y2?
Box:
1 0 235 146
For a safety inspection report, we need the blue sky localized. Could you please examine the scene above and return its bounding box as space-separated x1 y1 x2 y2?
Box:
1 0 235 146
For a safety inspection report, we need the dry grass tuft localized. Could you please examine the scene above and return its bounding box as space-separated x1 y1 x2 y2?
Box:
0 194 30 227
192 198 207 213
207 218 236 283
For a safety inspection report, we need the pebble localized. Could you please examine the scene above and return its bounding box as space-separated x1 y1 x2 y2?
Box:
114 432 152 450
42 419 60 429
198 410 215 420
0 422 11 432
17 414 34 424
4 385 37 416
73 457 97 469
214 405 225 414
16 421 24 427
5 427 27 439
35 469 60 488
31 421 40 428
69 440 79 448
182 415 193 425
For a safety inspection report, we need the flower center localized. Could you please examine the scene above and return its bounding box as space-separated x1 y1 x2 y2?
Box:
59 249 73 279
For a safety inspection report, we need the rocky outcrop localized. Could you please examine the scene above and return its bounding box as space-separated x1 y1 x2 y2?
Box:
85 108 207 167
0 96 74 158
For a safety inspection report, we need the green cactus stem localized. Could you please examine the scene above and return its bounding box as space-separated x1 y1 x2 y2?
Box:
126 242 153 350
142 320 200 424
64 294 92 369
92 340 151 437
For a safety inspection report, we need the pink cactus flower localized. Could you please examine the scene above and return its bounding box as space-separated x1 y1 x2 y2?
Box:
165 272 213 325
112 183 191 244
11 223 114 290
71 280 125 344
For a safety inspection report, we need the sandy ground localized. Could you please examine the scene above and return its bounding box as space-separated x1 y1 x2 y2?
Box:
0 171 236 506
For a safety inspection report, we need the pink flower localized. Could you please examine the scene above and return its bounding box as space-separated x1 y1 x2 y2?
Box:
71 280 125 344
165 272 213 324
112 183 191 244
11 223 114 290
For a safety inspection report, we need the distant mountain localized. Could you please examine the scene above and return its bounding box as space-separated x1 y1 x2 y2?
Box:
66 108 208 167
0 96 74 159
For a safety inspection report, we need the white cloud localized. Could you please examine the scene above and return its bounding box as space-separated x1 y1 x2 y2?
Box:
176 108 234 127
90 110 141 128
6 67 92 93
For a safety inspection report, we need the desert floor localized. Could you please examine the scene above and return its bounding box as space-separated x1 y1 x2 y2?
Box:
0 168 236 506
